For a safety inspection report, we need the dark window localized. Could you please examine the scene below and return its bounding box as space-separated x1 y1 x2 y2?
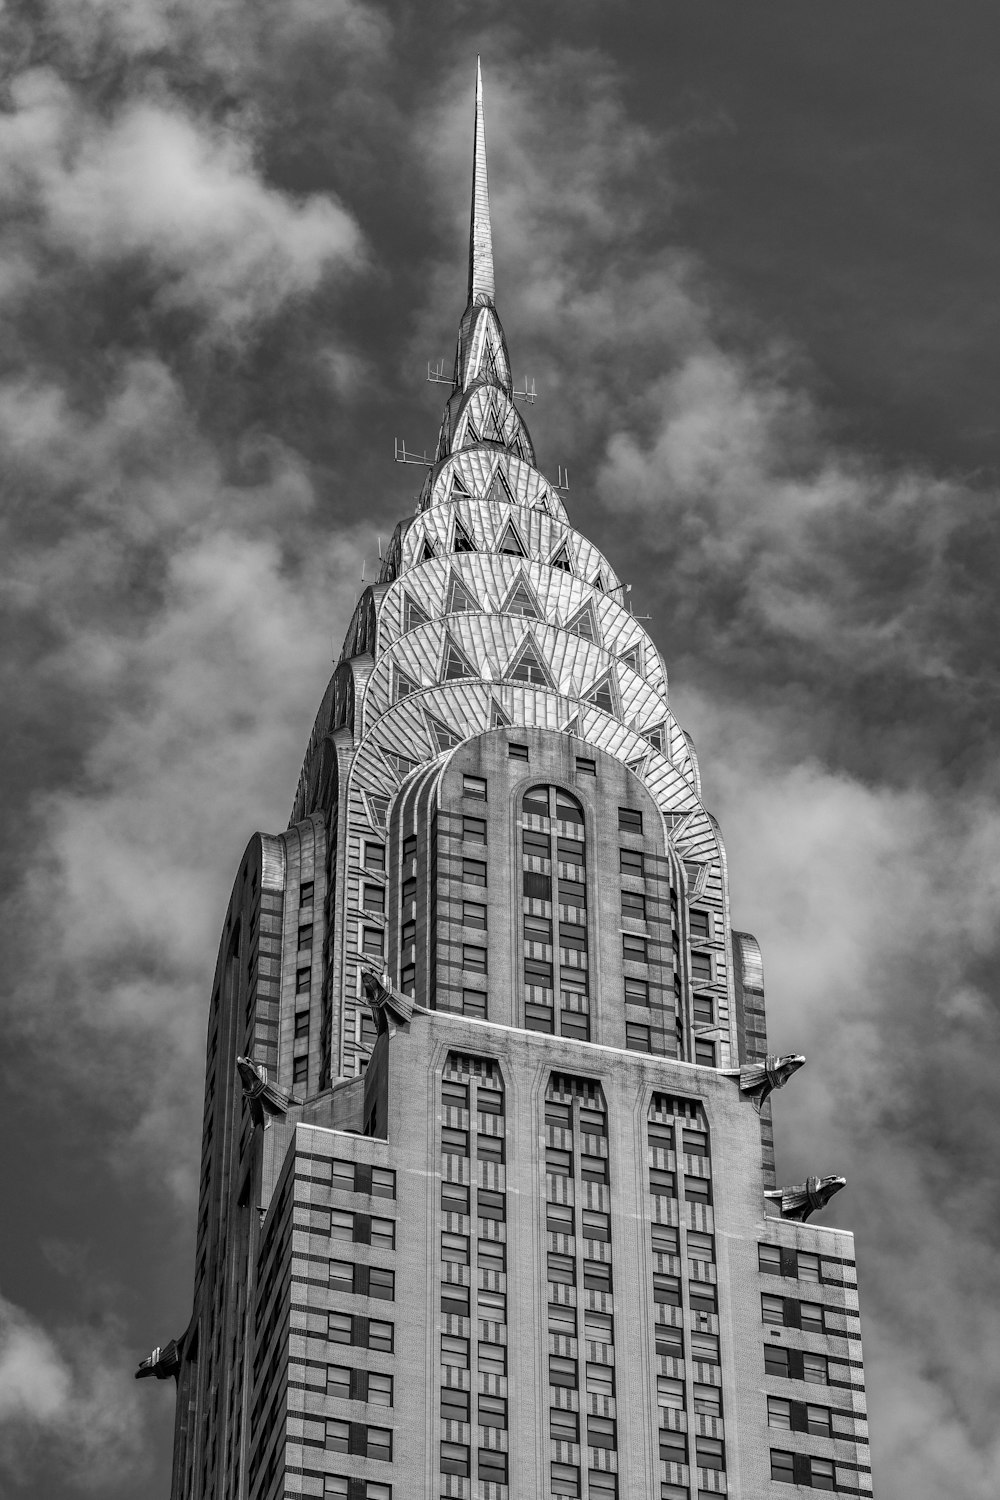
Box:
691 951 712 982
477 1134 504 1163
581 1210 610 1243
651 1223 679 1254
655 1327 683 1359
558 922 587 952
298 923 314 949
550 1463 580 1497
690 1283 717 1315
563 1009 593 1046
583 1261 612 1294
580 1155 608 1184
618 807 643 833
300 880 314 906
364 844 385 873
626 1022 652 1051
441 1334 469 1368
525 957 553 986
546 1148 572 1177
361 928 383 957
622 889 646 919
550 1408 578 1442
441 1183 470 1215
368 1268 394 1301
522 829 550 858
559 877 587 907
463 901 487 930
623 933 648 962
525 913 553 943
809 1458 836 1491
462 989 487 1018
689 909 710 939
649 1169 675 1197
325 1420 350 1452
462 859 487 888
648 1121 673 1150
478 1238 506 1272
293 1056 308 1086
462 945 487 973
690 1331 720 1363
442 1127 469 1156
366 1427 392 1462
807 1404 833 1438
525 1003 554 1033
685 1175 712 1204
295 1010 311 1041
328 1312 352 1344
693 995 714 1025
479 1341 506 1374
479 1394 507 1428
587 1415 616 1450
477 1088 503 1115
440 1443 470 1477
440 1388 469 1422
463 775 487 800
619 848 643 875
400 965 415 995
371 1167 395 1199
764 1345 790 1378
800 1302 826 1333
477 1189 505 1221
770 1451 795 1485
401 920 416 948
296 967 312 991
401 876 416 906
683 1131 709 1157
659 1431 686 1464
441 1286 470 1319
509 743 529 761
696 1437 725 1471
803 1353 828 1385
367 1319 394 1352
556 837 585 864
548 1355 578 1387
402 834 417 861
523 870 552 901
625 977 649 1005
653 1273 681 1305
478 1450 507 1483
463 816 487 843
441 1232 469 1264
548 1253 575 1285
576 757 597 775
547 1203 574 1236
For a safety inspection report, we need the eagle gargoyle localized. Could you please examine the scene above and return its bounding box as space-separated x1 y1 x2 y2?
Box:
764 1174 846 1223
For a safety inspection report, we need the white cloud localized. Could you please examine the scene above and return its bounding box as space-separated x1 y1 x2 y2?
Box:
0 68 363 330
0 1293 147 1488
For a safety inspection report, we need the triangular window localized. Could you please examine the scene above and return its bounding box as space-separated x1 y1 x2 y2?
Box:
590 570 605 593
463 415 480 443
561 713 581 736
394 667 419 701
453 518 477 553
425 711 463 752
586 670 617 715
447 574 480 614
490 697 513 728
619 644 642 674
502 575 541 619
366 793 390 829
626 753 648 777
450 470 471 497
387 751 419 777
481 403 504 443
443 634 478 681
486 466 515 506
641 724 665 753
566 601 599 643
419 538 436 563
506 634 553 688
497 518 527 558
550 540 573 574
403 593 430 633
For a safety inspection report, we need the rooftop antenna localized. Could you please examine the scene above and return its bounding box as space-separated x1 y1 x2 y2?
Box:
427 360 451 386
395 438 431 466
556 466 570 492
377 535 383 559
513 377 537 405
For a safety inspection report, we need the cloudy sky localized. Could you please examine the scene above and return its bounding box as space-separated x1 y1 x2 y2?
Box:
2 2 999 1496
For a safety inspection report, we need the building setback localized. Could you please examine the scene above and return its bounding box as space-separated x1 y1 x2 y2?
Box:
139 63 874 1500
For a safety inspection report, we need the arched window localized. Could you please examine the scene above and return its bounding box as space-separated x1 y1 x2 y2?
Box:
520 786 590 1039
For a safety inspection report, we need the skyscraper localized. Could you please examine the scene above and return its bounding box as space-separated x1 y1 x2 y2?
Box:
140 63 874 1500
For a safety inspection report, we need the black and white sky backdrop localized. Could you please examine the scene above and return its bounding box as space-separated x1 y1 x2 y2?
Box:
2 4 999 1497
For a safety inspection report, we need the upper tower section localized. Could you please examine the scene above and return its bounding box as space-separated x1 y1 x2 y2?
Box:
433 61 535 469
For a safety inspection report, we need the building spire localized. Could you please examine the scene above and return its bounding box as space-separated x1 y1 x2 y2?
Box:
469 57 495 306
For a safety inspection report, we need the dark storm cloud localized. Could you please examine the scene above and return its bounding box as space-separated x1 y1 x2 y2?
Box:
1 3 998 1496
